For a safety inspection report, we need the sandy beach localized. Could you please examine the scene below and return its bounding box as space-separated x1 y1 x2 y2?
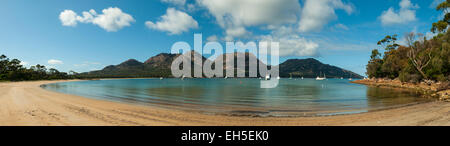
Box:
0 80 449 126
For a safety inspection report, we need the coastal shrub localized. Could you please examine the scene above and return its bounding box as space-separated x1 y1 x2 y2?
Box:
366 0 450 83
0 54 73 81
399 71 422 83
435 74 447 82
409 74 422 84
366 59 383 78
381 47 409 79
399 71 409 82
437 82 450 91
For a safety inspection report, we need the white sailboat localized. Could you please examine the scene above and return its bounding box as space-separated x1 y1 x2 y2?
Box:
316 72 326 81
265 74 270 80
160 77 163 80
224 76 228 79
181 75 185 80
277 76 281 80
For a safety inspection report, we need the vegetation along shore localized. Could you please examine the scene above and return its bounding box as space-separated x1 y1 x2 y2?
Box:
352 79 449 101
360 1 450 101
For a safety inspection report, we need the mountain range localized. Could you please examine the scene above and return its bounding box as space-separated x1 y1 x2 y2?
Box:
80 52 363 79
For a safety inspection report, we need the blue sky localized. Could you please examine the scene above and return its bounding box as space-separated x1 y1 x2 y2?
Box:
0 0 445 76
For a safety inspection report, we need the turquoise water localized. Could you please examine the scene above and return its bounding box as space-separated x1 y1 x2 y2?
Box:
42 78 428 117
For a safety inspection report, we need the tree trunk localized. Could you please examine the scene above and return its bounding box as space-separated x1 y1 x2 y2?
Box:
416 67 428 79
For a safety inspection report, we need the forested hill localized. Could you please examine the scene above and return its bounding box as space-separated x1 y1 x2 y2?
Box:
80 53 363 79
279 58 363 78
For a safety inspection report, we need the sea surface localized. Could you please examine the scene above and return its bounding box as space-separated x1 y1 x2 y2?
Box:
42 78 429 117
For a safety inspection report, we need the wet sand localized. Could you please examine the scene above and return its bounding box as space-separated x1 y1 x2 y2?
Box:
0 80 449 126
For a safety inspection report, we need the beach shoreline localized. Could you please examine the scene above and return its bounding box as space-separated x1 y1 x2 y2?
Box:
0 80 449 126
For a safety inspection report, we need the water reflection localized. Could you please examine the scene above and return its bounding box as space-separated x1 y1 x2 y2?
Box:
43 78 429 116
366 87 424 111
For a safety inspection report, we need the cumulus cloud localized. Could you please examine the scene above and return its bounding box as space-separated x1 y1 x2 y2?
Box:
197 0 301 40
20 61 29 66
92 7 135 32
48 59 63 65
145 8 198 35
161 0 186 6
259 25 318 57
59 7 135 32
426 31 438 39
224 27 251 41
194 0 359 56
197 0 300 27
197 0 354 40
299 0 354 32
206 35 218 42
59 10 78 26
380 0 419 25
77 9 97 23
260 35 319 57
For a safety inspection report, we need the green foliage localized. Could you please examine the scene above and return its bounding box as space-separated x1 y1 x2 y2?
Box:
377 35 400 51
370 49 381 60
366 58 383 78
367 0 450 82
381 46 409 79
432 0 450 33
398 63 422 83
367 32 450 82
432 20 449 33
0 54 74 81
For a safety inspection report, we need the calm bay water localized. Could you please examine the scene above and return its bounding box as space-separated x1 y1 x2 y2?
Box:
42 78 428 116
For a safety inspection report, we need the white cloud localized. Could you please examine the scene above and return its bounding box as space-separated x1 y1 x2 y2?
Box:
145 8 198 35
224 27 251 40
299 0 354 32
46 65 57 69
317 39 375 51
380 0 419 25
76 9 97 23
59 7 135 32
197 0 301 40
162 0 186 6
260 35 319 57
162 0 198 12
197 0 300 27
48 59 63 65
187 4 197 12
20 61 29 66
259 26 319 57
59 10 78 26
206 35 218 42
426 31 438 39
92 7 135 32
196 0 354 41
